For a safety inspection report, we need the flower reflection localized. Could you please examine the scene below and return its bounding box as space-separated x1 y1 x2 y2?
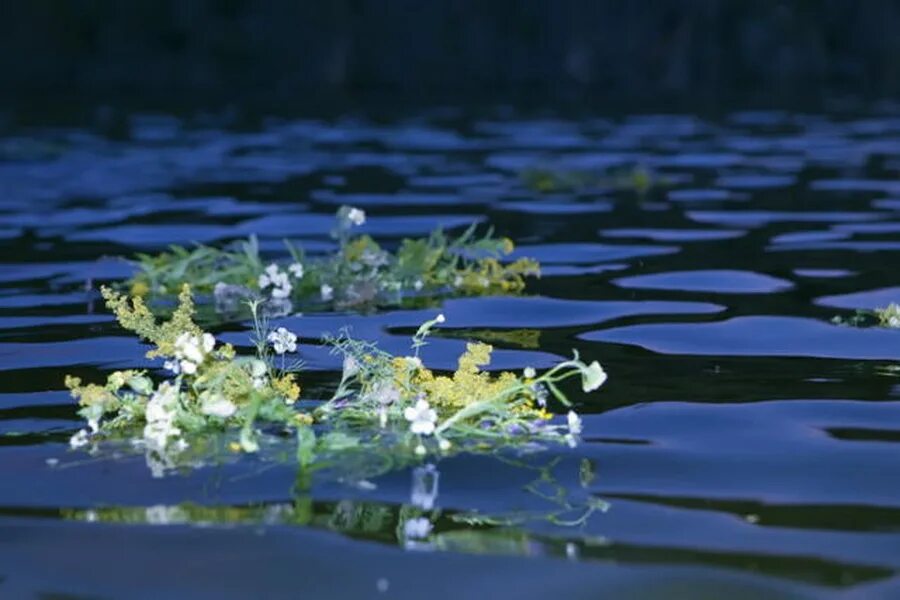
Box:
60 455 609 565
403 517 432 540
410 463 439 510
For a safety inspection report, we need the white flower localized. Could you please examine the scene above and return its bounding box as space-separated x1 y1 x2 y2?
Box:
438 439 451 451
201 394 237 418
580 361 607 392
567 410 583 435
172 332 215 375
258 263 280 289
179 360 197 375
69 428 90 449
271 280 292 299
268 327 298 354
403 517 432 540
342 355 359 379
435 314 446 324
404 398 438 436
404 356 423 369
288 263 304 278
143 383 181 450
145 399 170 424
249 359 268 389
258 264 292 299
250 360 267 378
368 382 399 406
523 367 536 379
145 383 178 423
415 444 426 456
320 284 334 302
889 316 900 328
347 207 366 226
200 333 215 354
413 279 424 291
164 359 180 374
174 332 204 364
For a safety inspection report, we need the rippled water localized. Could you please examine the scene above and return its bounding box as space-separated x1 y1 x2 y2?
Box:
2 107 900 599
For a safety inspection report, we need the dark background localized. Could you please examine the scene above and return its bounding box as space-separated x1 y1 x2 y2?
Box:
0 0 898 111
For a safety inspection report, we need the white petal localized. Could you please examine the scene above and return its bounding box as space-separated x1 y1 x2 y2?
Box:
581 361 607 392
250 360 267 377
412 420 435 436
201 396 236 418
201 333 215 354
180 360 197 375
181 339 204 364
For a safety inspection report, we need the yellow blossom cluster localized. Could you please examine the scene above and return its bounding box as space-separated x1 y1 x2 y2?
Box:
396 342 530 413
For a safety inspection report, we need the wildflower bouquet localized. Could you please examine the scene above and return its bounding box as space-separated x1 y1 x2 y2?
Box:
66 287 303 469
318 315 605 457
66 287 606 478
128 206 539 316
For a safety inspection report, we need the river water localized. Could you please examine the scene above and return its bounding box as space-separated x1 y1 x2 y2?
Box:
1 105 899 599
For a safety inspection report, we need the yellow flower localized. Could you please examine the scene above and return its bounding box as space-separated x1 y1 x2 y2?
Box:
129 280 150 297
272 374 301 403
414 343 521 411
101 285 203 359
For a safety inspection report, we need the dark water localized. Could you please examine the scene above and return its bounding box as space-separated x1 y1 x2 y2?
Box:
2 106 900 599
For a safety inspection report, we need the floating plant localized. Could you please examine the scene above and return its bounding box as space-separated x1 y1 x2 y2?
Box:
520 164 667 195
65 286 607 479
831 303 900 328
126 206 539 318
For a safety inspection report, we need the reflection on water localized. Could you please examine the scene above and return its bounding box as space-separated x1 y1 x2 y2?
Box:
2 105 900 597
61 455 610 560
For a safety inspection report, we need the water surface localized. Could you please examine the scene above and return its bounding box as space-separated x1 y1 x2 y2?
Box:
2 106 900 599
